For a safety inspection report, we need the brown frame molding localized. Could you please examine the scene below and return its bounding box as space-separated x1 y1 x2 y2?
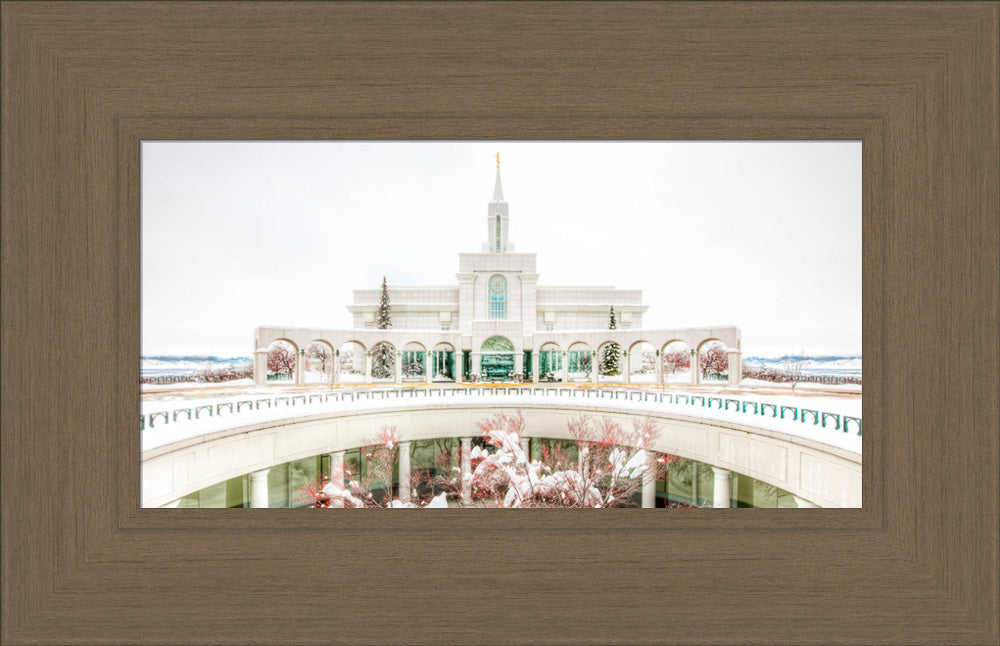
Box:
3 3 997 644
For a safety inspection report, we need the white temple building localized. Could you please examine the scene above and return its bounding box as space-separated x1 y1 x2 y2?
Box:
254 161 742 385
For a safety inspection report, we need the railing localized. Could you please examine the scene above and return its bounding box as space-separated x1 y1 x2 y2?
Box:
142 385 862 438
742 368 862 386
140 375 197 385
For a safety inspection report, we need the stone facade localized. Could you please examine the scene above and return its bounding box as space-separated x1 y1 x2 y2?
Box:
255 165 741 385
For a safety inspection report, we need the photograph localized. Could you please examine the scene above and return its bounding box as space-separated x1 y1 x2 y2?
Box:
141 141 862 509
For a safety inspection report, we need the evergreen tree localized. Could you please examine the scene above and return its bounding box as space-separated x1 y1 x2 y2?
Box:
600 306 621 376
371 277 395 378
371 342 395 379
377 276 392 330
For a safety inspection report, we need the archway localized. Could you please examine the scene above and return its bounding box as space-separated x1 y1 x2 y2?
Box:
265 339 297 384
597 340 622 383
337 341 366 383
697 339 730 383
370 341 396 382
537 342 563 382
660 340 692 385
305 340 335 384
567 342 593 381
627 341 657 384
480 336 515 380
402 342 427 379
431 342 456 381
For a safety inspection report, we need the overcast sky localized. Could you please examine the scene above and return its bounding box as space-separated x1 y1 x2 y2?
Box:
142 141 861 358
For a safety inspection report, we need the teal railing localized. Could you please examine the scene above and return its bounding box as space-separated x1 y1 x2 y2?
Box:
141 385 862 438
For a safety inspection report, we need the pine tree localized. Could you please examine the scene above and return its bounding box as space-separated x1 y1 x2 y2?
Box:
371 342 395 379
601 306 621 376
377 276 392 330
371 276 395 378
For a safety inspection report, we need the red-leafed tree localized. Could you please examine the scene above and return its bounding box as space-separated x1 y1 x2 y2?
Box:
267 343 296 375
302 413 689 510
662 349 690 375
469 411 680 508
700 342 729 376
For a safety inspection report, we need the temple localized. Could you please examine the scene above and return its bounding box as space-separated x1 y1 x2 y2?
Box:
254 160 742 384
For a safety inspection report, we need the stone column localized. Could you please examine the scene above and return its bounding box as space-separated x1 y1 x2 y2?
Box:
561 353 569 383
424 352 432 383
398 441 412 502
655 350 663 386
690 349 700 385
532 351 540 383
591 351 598 383
331 350 339 386
727 349 742 386
793 495 819 508
461 437 473 505
520 437 530 456
471 352 480 381
328 451 345 507
460 351 470 383
253 348 268 386
294 349 305 386
641 450 655 509
712 467 731 508
328 451 345 485
249 468 270 508
394 350 402 384
514 350 523 381
365 351 372 382
624 350 631 384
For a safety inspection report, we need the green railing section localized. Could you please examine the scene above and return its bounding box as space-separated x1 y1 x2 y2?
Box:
143 386 861 438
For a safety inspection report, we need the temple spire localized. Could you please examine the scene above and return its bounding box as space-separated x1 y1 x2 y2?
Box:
492 154 504 202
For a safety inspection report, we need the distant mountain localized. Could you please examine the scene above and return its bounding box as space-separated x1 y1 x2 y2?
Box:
743 355 861 377
142 355 252 377
142 355 251 363
744 355 861 362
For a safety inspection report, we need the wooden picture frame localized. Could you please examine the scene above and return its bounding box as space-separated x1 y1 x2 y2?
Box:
3 3 997 644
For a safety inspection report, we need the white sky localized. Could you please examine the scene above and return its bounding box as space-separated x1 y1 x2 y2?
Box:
142 141 861 358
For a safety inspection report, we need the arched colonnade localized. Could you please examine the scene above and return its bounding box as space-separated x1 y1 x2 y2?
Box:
254 325 743 386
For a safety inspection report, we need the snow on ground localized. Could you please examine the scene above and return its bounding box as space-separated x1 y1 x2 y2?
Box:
142 384 861 455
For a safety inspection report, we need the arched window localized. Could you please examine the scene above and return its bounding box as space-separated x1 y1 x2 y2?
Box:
488 274 507 320
495 215 502 252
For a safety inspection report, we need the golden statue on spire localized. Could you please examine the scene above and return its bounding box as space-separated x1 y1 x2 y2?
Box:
496 152 500 169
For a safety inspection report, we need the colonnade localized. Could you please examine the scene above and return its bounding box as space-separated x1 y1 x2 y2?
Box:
256 346 744 387
242 445 787 509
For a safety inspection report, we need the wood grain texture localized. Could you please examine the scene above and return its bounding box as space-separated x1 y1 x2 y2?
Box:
2 2 997 644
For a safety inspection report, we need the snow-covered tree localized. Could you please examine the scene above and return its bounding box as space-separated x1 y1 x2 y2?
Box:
305 426 449 509
600 306 621 376
469 412 677 508
781 351 806 381
700 342 729 376
267 343 295 375
307 343 332 375
662 349 690 375
367 277 396 379
371 342 395 379
403 358 424 377
302 414 686 510
377 276 392 330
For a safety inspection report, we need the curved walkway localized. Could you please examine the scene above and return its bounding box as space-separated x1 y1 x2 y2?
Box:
141 390 862 509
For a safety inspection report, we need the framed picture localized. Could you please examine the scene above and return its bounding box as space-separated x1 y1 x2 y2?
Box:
3 3 997 644
139 140 862 512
